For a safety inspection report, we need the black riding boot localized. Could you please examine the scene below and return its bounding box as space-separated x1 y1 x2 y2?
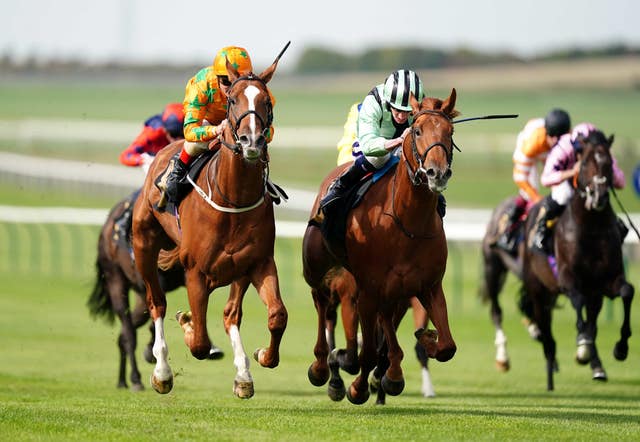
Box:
320 156 372 210
437 194 446 218
162 153 189 205
530 196 564 254
113 190 140 245
496 202 524 252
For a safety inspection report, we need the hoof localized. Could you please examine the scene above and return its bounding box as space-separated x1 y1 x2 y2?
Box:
575 345 591 365
613 341 629 361
308 364 329 387
369 373 381 394
327 378 346 402
435 345 457 362
175 310 191 324
208 346 224 360
381 375 405 396
253 348 278 368
131 382 144 392
592 368 608 381
151 373 173 394
495 359 510 372
234 380 255 399
346 385 370 405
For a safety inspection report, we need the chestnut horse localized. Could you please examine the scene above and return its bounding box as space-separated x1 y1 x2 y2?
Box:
322 269 435 404
304 90 459 404
521 129 634 390
132 52 288 398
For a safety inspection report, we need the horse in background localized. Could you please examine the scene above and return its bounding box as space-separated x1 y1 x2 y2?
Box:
521 130 634 390
304 90 459 404
321 269 435 404
87 195 223 391
132 51 288 398
480 196 537 371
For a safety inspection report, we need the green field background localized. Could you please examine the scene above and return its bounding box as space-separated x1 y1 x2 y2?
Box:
1 75 640 440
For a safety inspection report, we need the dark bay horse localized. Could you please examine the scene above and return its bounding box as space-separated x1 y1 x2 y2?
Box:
480 196 534 371
132 53 288 398
304 90 459 404
88 195 223 391
521 130 634 390
322 269 435 404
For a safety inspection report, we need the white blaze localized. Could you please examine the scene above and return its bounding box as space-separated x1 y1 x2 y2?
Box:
243 85 260 136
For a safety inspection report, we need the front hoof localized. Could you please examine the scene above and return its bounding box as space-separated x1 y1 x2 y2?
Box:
592 367 608 381
254 348 279 368
346 385 370 405
131 382 144 392
151 373 173 394
308 363 329 386
143 346 156 364
613 341 629 361
575 345 591 365
381 375 405 396
328 378 346 402
234 380 255 399
369 373 381 394
495 359 510 372
208 346 224 360
435 345 457 362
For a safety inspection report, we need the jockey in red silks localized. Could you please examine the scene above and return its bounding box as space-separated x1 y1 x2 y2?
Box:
157 46 276 209
113 103 184 240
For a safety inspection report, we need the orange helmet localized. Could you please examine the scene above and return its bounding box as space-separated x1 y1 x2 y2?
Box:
213 46 253 76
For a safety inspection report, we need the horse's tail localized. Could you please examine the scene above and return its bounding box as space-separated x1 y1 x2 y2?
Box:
158 247 181 271
87 257 115 324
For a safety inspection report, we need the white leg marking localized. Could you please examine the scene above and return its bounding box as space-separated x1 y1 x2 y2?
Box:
152 317 172 381
495 328 508 363
421 367 436 397
229 325 252 383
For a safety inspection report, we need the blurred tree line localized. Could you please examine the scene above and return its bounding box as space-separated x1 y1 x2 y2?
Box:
294 43 640 73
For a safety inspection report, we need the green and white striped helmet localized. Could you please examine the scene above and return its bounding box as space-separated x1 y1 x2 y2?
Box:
382 69 424 111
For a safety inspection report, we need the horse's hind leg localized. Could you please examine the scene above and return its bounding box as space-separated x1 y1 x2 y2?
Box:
584 295 607 381
613 280 634 361
410 298 435 397
325 298 346 402
482 251 510 371
250 256 288 369
333 271 359 375
308 286 331 387
222 277 254 399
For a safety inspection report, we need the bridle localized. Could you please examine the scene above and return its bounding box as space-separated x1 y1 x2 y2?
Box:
574 144 612 210
220 73 274 156
404 109 458 187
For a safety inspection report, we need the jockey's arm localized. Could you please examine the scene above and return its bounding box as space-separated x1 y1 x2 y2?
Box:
357 95 391 157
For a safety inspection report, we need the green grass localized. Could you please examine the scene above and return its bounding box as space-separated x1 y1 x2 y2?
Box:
1 238 640 441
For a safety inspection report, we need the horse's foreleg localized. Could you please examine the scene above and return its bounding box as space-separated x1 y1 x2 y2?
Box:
482 253 510 371
250 257 288 369
379 311 405 396
336 276 359 375
584 296 607 381
308 286 331 387
347 291 376 405
223 277 254 399
423 281 456 362
180 269 212 360
614 280 634 361
410 298 435 397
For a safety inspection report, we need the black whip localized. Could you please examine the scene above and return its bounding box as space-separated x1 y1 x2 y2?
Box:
453 114 519 124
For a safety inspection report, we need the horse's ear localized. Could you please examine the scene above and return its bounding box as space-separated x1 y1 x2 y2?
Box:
226 58 240 83
441 88 459 119
409 92 421 113
608 134 615 148
260 41 291 84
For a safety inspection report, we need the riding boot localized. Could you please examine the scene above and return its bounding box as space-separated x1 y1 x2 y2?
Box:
113 202 133 245
616 216 629 244
320 156 372 210
530 196 563 254
160 153 189 207
496 202 524 252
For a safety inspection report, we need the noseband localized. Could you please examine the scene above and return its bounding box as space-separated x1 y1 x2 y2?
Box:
221 74 274 155
404 109 455 186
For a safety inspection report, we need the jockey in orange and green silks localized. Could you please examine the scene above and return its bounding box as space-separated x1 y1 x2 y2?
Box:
159 46 276 207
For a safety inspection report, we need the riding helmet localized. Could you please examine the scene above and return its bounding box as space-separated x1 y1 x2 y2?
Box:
544 108 571 137
382 69 425 112
213 46 253 77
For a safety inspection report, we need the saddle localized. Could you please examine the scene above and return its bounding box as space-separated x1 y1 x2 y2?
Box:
313 156 399 263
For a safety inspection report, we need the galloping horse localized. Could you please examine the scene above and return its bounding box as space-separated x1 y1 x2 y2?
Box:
480 196 529 372
521 130 634 390
304 90 459 404
322 269 435 404
132 51 288 398
88 195 223 391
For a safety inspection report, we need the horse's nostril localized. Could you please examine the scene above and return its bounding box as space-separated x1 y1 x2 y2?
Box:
238 135 250 146
444 169 452 179
426 168 436 178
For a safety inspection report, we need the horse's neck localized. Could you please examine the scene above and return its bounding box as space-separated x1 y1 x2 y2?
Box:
564 195 613 236
213 148 265 203
389 165 440 233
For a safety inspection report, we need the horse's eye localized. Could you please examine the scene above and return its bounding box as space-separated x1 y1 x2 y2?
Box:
414 129 421 137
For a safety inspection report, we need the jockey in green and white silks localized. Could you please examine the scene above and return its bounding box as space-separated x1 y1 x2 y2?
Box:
322 69 446 215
